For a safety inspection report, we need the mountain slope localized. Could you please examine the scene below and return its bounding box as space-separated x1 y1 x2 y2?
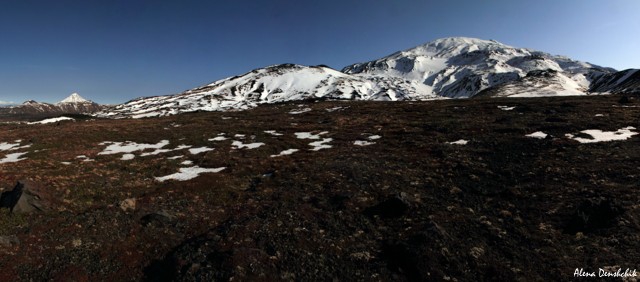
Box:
588 69 640 93
98 37 636 118
98 64 439 118
343 37 614 98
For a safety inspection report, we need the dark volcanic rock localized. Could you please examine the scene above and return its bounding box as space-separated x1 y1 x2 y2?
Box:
364 194 411 218
140 210 174 227
0 180 54 213
564 198 625 234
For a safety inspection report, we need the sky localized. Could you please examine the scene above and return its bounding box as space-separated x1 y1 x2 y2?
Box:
1 0 639 105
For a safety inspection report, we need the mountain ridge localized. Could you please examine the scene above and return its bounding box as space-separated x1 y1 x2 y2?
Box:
0 93 105 121
92 37 639 118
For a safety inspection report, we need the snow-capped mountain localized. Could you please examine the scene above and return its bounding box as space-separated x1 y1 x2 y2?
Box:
58 93 90 104
98 64 439 118
0 93 105 119
343 37 614 98
99 37 638 118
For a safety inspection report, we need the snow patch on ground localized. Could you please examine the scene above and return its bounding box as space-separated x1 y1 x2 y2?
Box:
121 154 135 160
497 106 516 111
566 126 638 143
76 155 94 162
526 131 548 139
270 149 299 157
309 138 333 151
99 140 170 155
0 152 28 163
140 145 192 157
155 166 226 182
295 131 328 140
181 160 193 165
189 147 214 154
326 106 348 112
448 139 469 145
208 136 228 141
289 108 312 114
0 142 22 151
354 140 376 146
232 141 265 149
264 130 284 136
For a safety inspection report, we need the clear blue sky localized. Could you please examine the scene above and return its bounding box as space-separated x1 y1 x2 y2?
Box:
1 0 638 105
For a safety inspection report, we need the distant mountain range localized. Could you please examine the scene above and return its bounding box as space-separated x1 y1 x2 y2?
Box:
98 37 639 118
2 37 636 120
0 93 105 120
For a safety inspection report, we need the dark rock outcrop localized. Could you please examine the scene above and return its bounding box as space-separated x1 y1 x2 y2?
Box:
0 180 54 214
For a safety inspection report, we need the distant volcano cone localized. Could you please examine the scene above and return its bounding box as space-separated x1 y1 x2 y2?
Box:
58 93 89 104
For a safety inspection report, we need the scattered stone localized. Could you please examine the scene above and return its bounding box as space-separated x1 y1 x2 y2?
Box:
140 210 174 227
0 180 52 213
120 198 137 212
469 247 485 259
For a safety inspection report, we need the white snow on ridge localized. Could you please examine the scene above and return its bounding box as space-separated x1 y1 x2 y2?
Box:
566 126 637 143
155 166 226 182
28 117 75 125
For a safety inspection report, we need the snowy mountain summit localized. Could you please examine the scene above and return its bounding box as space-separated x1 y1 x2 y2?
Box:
99 37 638 118
58 93 91 104
343 37 613 98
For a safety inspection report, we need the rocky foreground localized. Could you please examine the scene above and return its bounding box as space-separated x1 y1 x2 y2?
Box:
0 95 639 281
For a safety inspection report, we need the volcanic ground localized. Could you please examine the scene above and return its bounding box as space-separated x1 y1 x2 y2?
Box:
0 95 639 281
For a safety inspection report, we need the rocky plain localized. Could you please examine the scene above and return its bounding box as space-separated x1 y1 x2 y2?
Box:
0 94 639 281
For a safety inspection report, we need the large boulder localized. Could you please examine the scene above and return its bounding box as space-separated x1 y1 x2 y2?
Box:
0 180 53 213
